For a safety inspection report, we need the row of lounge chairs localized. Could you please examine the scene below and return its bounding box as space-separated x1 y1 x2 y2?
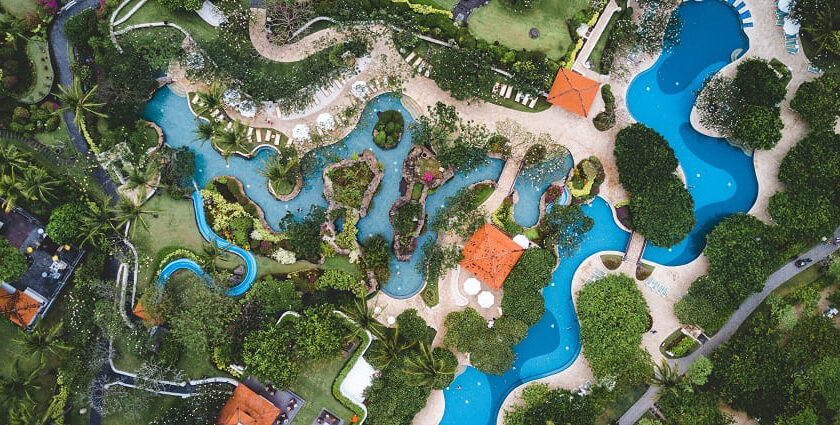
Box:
645 278 669 297
404 51 432 77
191 94 285 146
491 82 538 108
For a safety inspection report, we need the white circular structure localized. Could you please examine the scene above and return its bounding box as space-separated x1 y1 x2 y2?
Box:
292 124 310 142
317 113 336 131
513 234 530 249
386 316 396 325
783 17 800 35
238 100 256 118
463 278 481 295
351 81 369 99
778 0 792 12
222 88 241 106
477 291 495 309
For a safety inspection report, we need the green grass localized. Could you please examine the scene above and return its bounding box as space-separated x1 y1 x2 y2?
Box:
467 0 589 60
596 383 648 424
483 89 553 112
34 116 71 148
776 263 823 297
113 330 231 380
410 182 424 201
427 0 457 8
587 10 620 74
600 254 622 270
472 183 494 205
116 0 219 42
18 39 54 104
289 346 358 424
256 254 361 280
0 0 37 18
102 391 184 425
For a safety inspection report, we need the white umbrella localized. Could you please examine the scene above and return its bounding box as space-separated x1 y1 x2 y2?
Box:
513 234 530 249
477 291 495 309
463 278 481 295
292 124 310 142
351 81 369 99
238 100 256 118
317 113 335 131
778 0 792 12
783 18 801 35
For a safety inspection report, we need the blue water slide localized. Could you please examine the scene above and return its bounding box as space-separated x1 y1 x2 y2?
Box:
156 188 258 296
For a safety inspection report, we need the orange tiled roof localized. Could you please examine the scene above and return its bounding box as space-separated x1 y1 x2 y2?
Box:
217 383 281 425
0 286 42 328
546 69 600 117
459 223 525 290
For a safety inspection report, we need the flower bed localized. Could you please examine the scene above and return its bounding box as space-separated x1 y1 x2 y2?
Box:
568 156 604 204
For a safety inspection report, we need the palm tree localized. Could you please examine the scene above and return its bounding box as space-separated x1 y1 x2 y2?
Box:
199 242 228 273
54 76 107 127
259 150 300 190
111 196 159 237
0 144 27 177
18 168 58 202
193 84 226 117
13 323 70 364
0 360 42 415
124 163 159 193
216 122 251 159
804 6 840 56
650 359 684 397
0 174 23 212
402 342 456 388
193 120 221 146
341 297 386 339
368 327 414 368
78 194 116 247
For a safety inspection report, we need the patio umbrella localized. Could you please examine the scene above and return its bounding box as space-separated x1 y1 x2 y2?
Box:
317 113 335 131
464 278 481 295
778 0 793 12
513 234 530 249
477 291 495 309
784 17 801 35
351 81 369 99
292 124 310 142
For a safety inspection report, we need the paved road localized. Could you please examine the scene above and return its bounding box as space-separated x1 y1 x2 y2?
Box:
51 0 119 199
452 0 488 22
618 226 840 425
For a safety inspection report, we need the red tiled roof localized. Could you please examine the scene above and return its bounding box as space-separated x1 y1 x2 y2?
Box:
459 223 525 290
546 69 600 117
0 286 42 328
217 383 281 425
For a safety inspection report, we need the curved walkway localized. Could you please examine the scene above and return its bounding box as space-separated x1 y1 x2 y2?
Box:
156 187 257 296
618 226 840 425
250 9 347 63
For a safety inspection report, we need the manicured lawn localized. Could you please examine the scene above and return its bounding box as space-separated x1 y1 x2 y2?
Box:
428 0 457 9
596 383 648 424
35 116 71 148
467 0 589 60
102 391 185 425
410 182 423 201
0 0 37 18
587 10 620 74
18 39 54 104
116 0 219 42
775 263 823 297
289 345 358 424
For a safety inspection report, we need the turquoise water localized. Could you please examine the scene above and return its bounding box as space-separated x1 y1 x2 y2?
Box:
512 155 575 228
629 0 756 265
439 1 755 423
143 91 505 298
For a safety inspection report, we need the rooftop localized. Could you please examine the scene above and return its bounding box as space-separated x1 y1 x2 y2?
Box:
459 223 525 291
546 68 600 117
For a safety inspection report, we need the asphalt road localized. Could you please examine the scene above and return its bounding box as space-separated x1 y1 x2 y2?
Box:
618 226 840 425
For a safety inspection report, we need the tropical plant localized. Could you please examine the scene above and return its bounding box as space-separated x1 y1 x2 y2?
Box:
77 195 117 247
193 120 221 145
341 297 386 339
215 121 251 159
402 343 456 389
54 76 107 126
0 144 27 176
14 322 70 363
18 168 58 202
259 149 300 192
369 328 415 368
198 242 228 273
650 359 684 397
124 163 159 193
0 360 42 415
0 174 23 212
193 85 226 117
111 196 159 237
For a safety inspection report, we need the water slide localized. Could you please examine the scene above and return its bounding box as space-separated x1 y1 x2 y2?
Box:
156 188 258 296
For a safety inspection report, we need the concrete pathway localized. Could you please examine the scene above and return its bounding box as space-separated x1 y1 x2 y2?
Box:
572 0 620 76
452 0 487 22
618 226 840 425
623 231 646 264
481 158 522 213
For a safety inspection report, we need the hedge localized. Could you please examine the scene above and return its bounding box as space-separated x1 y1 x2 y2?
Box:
331 322 371 422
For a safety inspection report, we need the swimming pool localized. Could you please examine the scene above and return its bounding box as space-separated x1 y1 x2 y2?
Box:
628 0 756 266
144 90 509 298
440 1 755 423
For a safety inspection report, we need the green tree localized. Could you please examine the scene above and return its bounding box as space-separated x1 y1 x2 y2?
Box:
294 306 348 361
18 168 58 202
0 144 27 177
705 213 775 300
0 236 27 282
503 385 599 425
402 343 457 389
469 337 515 375
733 58 788 107
790 75 840 130
732 105 783 150
368 327 415 369
776 409 819 425
613 123 678 194
54 76 107 127
278 205 326 262
0 360 42 415
314 269 367 298
769 190 840 244
13 322 70 364
538 204 594 256
0 174 23 213
158 0 203 11
675 276 735 332
243 277 302 317
686 355 713 387
650 359 684 396
396 309 431 343
657 389 734 425
779 131 840 200
787 314 840 368
168 273 234 356
629 176 695 247
242 324 301 388
46 203 86 245
796 356 840 411
111 196 159 237
341 297 386 339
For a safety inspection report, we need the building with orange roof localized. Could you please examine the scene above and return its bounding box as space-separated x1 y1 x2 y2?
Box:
0 284 44 328
459 223 526 290
217 383 282 425
546 68 600 117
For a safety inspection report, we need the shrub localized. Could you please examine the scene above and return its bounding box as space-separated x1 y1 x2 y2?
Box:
592 85 616 131
396 309 431 343
315 270 367 298
158 0 203 11
668 336 695 357
361 234 391 283
47 203 87 245
790 74 840 131
393 201 423 235
732 104 783 150
64 9 99 47
373 110 404 149
733 58 788 107
243 277 302 317
0 236 27 282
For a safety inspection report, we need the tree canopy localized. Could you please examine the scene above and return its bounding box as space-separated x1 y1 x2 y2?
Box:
0 236 27 283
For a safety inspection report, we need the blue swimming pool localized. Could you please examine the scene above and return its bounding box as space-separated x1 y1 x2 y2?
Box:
512 154 575 228
439 1 755 423
144 90 508 298
628 0 756 266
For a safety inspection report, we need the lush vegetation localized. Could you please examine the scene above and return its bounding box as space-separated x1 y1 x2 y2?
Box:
0 236 27 283
578 274 652 386
791 73 840 131
695 58 788 150
500 248 557 327
327 160 375 210
537 204 594 257
444 307 516 375
614 124 695 247
412 102 490 173
503 383 599 425
792 0 840 70
373 110 404 149
259 145 303 196
567 156 605 204
592 85 616 130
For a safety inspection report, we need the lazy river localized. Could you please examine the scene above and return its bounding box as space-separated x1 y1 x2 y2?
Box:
438 1 755 424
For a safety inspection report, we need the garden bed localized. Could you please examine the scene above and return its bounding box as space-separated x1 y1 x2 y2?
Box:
635 262 654 281
659 328 700 358
323 149 382 216
600 254 622 270
568 156 605 204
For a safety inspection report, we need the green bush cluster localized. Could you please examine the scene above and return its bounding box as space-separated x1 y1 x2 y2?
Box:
500 248 557 327
9 103 59 136
567 156 605 204
328 160 375 210
592 85 616 131
614 124 695 247
373 110 404 149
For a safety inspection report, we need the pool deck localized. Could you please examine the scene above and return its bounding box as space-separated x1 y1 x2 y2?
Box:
160 0 816 421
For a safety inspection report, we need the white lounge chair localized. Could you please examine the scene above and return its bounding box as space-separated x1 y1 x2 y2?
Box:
265 130 272 142
499 84 507 95
225 121 232 131
413 56 423 67
505 86 513 98
528 98 537 108
424 68 430 77
405 52 416 63
256 130 263 144
274 134 281 145
247 127 254 137
521 94 530 105
515 92 523 102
